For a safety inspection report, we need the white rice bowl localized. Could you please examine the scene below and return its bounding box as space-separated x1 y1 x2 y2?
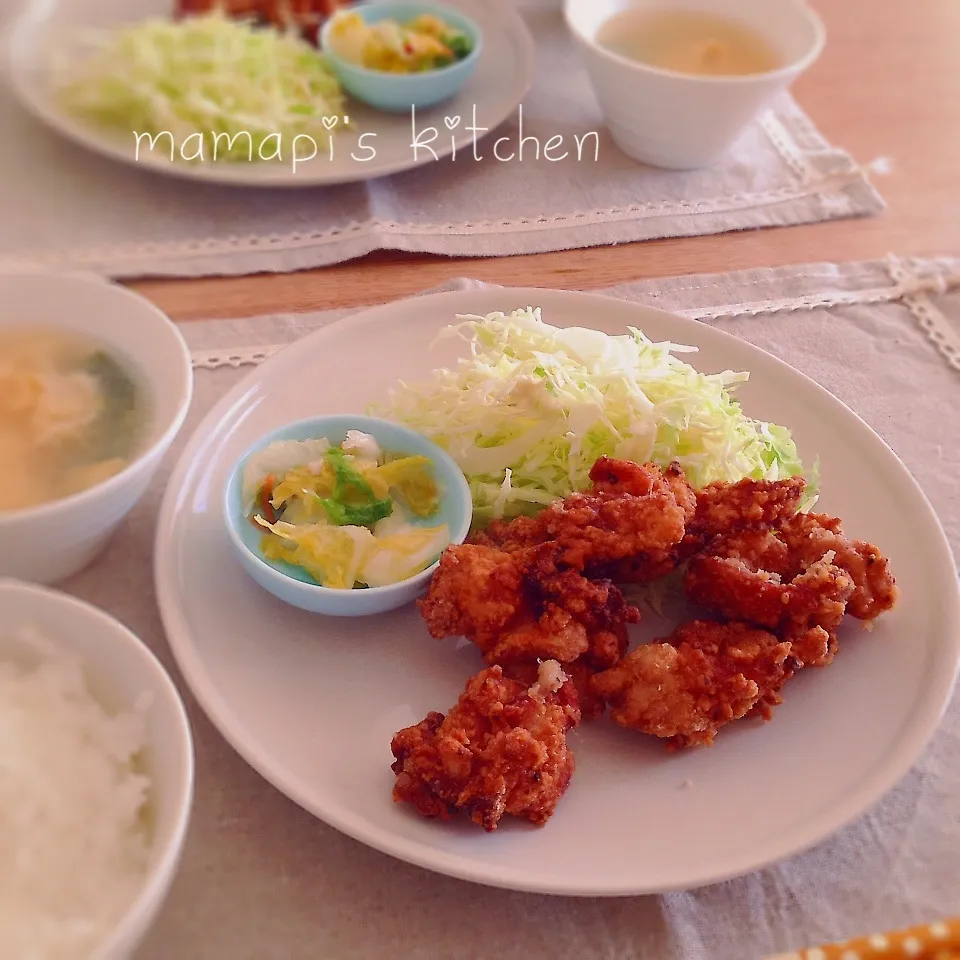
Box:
0 580 193 960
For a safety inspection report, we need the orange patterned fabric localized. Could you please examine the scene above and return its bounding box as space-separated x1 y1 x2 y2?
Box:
767 919 960 959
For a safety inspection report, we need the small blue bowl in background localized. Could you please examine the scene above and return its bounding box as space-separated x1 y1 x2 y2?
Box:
224 414 473 617
320 2 483 113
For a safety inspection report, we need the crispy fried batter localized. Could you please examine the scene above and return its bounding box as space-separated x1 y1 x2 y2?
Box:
419 543 639 668
685 510 896 661
586 471 805 585
588 552 681 586
684 548 854 666
176 0 344 41
589 457 698 521
690 476 808 540
502 658 610 721
499 489 687 569
777 512 899 620
390 664 581 830
417 460 897 772
590 621 793 749
472 460 689 571
418 543 526 644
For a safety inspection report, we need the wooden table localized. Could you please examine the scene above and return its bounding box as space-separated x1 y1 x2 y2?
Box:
132 0 960 323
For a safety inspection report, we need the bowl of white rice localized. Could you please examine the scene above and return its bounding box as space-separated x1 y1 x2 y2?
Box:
0 578 194 960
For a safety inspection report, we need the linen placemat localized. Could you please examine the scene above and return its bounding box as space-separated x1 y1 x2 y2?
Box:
61 255 959 960
0 4 884 280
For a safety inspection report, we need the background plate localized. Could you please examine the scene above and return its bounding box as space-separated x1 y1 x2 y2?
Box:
4 0 534 187
154 288 959 895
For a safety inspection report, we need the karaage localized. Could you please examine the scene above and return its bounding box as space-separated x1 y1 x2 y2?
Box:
473 459 690 570
502 658 609 721
175 0 344 41
689 476 808 541
390 663 581 830
419 542 639 669
685 546 855 667
413 456 898 779
587 471 808 585
685 511 896 663
776 512 899 620
591 621 793 749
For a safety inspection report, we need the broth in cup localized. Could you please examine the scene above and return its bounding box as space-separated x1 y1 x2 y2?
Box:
595 9 782 77
0 324 147 513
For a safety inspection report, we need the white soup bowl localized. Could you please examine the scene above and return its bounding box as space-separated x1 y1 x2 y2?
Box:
565 0 826 169
0 270 193 583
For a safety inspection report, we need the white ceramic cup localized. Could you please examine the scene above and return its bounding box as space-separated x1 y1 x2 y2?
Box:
565 0 826 170
0 271 193 584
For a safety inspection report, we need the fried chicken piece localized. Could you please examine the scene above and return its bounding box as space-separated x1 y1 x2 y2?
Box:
390 663 580 831
176 0 344 42
577 458 697 583
776 512 899 620
589 457 698 520
690 476 808 541
502 658 609 721
587 471 805 586
502 489 688 570
419 543 527 647
780 556 855 665
472 460 689 571
685 510 896 660
590 621 793 749
419 543 639 668
685 537 855 666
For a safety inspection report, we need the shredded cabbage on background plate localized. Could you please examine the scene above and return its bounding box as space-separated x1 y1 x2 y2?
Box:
375 307 816 525
54 12 350 163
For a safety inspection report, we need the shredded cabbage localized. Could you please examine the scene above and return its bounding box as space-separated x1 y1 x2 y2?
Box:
54 12 350 163
375 308 817 525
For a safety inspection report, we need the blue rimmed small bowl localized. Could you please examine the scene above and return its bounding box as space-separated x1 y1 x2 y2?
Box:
223 414 472 617
319 2 483 113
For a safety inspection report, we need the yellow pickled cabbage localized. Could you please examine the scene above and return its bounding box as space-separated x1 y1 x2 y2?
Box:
257 519 375 590
257 516 449 589
270 464 334 504
360 524 451 587
248 438 450 588
375 456 441 516
264 454 440 523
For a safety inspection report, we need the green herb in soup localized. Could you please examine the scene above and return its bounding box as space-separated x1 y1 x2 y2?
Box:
0 325 147 512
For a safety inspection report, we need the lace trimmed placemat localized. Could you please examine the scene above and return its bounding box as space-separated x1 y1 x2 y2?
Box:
57 254 959 960
186 253 960 380
0 6 884 279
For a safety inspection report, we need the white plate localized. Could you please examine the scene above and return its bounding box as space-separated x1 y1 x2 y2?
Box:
154 288 960 896
4 0 535 188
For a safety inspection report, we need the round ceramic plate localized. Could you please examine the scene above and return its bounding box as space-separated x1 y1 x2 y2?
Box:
154 288 959 896
3 0 534 188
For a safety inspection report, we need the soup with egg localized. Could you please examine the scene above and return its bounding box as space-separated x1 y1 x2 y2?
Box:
0 325 147 512
595 9 781 77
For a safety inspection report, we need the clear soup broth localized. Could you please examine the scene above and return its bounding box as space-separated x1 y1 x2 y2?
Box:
0 325 148 512
595 8 782 77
